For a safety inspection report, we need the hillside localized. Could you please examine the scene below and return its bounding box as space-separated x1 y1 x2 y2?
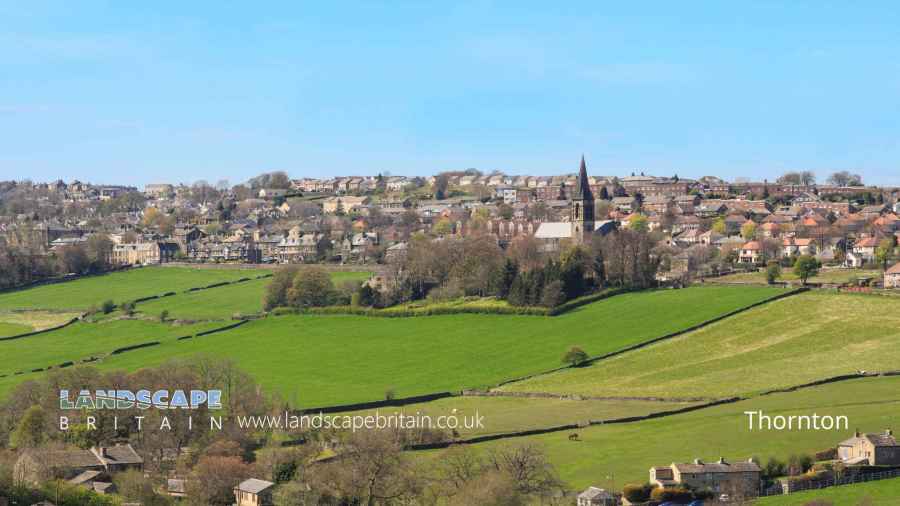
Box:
0 285 787 406
500 291 900 399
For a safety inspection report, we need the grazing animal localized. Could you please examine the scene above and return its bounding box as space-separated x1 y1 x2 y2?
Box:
568 433 579 441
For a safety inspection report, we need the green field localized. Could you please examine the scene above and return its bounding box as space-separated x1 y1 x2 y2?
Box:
0 318 227 376
135 271 371 320
348 395 700 437
455 375 900 489
755 477 900 505
500 291 900 400
709 268 882 285
0 285 786 407
0 267 269 311
0 321 32 337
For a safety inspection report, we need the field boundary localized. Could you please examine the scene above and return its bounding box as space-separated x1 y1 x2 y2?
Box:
0 265 135 295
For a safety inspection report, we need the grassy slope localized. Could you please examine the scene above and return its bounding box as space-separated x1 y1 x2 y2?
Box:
501 291 900 399
755 477 900 505
0 310 83 337
0 321 32 337
0 319 227 376
0 267 268 311
135 271 371 320
0 286 785 407
456 376 900 490
347 396 700 437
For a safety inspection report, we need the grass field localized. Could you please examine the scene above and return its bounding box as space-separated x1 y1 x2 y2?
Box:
135 271 371 320
500 291 900 400
709 268 882 285
0 285 786 407
453 375 900 490
347 395 700 437
755 477 900 505
0 310 83 337
0 267 269 311
0 318 227 376
0 321 32 337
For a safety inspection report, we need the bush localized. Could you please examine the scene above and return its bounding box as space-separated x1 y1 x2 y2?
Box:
100 299 115 314
766 260 781 284
385 388 396 401
120 301 135 316
622 483 655 503
650 486 693 503
562 346 589 367
159 309 169 322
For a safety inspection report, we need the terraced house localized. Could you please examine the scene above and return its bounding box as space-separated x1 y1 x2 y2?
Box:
650 457 761 498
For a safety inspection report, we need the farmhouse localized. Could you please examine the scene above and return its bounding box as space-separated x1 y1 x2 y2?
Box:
838 429 900 465
650 457 761 498
15 444 143 486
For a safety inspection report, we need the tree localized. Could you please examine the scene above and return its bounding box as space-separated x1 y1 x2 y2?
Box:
159 310 170 322
628 214 649 232
875 239 895 270
711 217 726 235
263 266 301 310
434 174 450 200
827 171 863 187
188 455 251 505
11 405 45 448
562 346 588 367
793 255 820 285
540 280 565 308
741 221 757 240
766 261 781 284
287 267 335 308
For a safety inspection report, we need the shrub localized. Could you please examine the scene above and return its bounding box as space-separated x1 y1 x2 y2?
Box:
120 301 135 316
385 388 396 401
159 309 169 322
622 483 655 503
650 486 693 503
101 299 115 314
766 260 781 284
562 346 589 367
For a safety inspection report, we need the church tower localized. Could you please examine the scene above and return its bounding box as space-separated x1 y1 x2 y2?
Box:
571 155 594 244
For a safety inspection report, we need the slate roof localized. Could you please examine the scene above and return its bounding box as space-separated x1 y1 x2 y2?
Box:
236 478 275 494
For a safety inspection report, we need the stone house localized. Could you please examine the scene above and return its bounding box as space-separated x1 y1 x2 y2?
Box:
650 457 761 498
15 444 143 486
234 478 275 506
838 429 900 465
576 486 615 506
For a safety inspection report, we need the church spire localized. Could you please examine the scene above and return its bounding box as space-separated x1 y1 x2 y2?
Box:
577 154 593 201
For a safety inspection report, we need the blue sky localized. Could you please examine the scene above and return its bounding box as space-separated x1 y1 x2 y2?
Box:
1 1 899 187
